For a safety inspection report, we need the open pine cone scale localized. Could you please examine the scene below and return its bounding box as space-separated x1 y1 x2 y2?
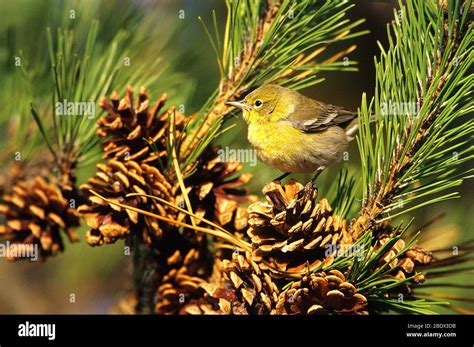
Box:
247 180 353 273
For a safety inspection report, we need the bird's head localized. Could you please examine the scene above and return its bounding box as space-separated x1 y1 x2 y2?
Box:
226 84 292 124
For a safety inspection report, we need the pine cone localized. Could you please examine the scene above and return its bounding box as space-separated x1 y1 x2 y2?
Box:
79 87 253 246
155 246 218 314
77 159 176 245
247 180 352 273
376 236 433 285
98 86 186 162
202 252 280 314
0 176 79 259
182 148 256 233
274 270 368 315
79 86 186 245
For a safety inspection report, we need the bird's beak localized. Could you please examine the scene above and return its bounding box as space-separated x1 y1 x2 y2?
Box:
225 100 250 110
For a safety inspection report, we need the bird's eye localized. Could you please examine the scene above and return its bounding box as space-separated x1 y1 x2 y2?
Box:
254 100 263 108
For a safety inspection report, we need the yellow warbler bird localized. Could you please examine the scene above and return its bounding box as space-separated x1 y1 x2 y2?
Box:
226 84 359 180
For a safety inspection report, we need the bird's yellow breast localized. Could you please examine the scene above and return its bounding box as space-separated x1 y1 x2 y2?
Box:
247 121 309 172
247 121 301 154
247 119 348 173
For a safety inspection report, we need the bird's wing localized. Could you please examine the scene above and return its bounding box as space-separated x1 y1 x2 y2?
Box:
286 97 357 133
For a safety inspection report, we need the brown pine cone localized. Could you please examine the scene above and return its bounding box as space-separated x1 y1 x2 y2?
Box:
274 270 368 315
98 86 186 163
247 180 352 273
181 148 256 233
0 176 79 259
155 246 218 315
79 87 253 246
77 159 176 246
202 252 280 314
376 235 433 285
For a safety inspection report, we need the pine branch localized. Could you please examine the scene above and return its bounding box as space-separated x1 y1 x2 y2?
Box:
180 0 367 170
27 14 189 183
352 0 473 238
132 234 158 314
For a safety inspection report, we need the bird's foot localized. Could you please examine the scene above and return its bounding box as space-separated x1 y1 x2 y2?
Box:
273 172 291 182
311 166 325 183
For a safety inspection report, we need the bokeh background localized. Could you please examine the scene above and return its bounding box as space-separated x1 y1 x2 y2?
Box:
0 0 472 313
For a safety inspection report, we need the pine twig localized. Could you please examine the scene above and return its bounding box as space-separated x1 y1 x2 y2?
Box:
352 0 473 238
180 1 282 162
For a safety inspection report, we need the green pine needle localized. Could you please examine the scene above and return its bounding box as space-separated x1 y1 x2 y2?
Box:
356 0 473 223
